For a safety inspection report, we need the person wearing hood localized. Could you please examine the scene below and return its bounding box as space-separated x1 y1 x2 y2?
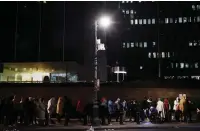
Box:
107 100 114 125
47 97 56 124
156 98 165 122
173 97 180 121
100 97 108 125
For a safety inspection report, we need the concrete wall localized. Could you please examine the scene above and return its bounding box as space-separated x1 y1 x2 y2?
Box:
0 82 200 105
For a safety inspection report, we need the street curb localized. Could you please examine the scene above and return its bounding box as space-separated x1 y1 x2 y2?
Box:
16 125 200 131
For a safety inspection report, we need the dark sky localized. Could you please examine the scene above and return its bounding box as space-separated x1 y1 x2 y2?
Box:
0 1 120 65
0 2 95 64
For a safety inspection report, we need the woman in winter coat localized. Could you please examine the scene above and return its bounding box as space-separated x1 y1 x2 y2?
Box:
37 98 46 125
47 97 56 124
179 96 186 121
156 98 165 121
173 97 180 121
56 97 64 123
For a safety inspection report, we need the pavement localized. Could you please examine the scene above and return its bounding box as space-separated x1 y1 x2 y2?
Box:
2 122 200 131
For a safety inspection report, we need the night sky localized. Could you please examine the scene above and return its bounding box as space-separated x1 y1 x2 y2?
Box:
0 1 120 65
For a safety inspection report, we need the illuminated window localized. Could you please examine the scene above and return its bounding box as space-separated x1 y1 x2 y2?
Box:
148 19 151 24
130 20 134 25
189 42 193 46
122 9 125 13
170 18 173 23
139 19 142 25
126 1 129 3
130 10 134 14
153 42 156 46
148 52 151 58
183 17 187 23
197 16 200 22
194 40 197 46
135 42 138 47
180 63 184 69
144 42 147 48
178 17 182 23
197 5 200 10
153 52 156 58
152 18 155 24
139 42 143 47
165 18 169 24
185 63 189 68
195 62 199 68
192 5 196 10
123 42 126 48
143 19 146 24
162 52 165 58
131 42 134 47
135 19 138 24
168 52 170 57
127 43 130 48
122 1 125 3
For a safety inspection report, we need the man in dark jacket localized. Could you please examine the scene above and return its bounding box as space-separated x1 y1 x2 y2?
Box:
63 96 72 126
142 96 149 121
184 98 192 122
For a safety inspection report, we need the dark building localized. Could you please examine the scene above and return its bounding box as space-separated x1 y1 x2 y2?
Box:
118 1 200 81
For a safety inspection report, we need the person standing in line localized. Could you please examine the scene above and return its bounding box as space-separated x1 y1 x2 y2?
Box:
100 97 108 125
56 97 64 123
173 97 180 122
47 97 56 124
107 100 114 125
19 97 24 124
156 98 165 122
179 95 186 122
122 100 127 123
142 96 149 121
163 98 170 122
115 98 123 124
37 98 46 126
63 96 71 126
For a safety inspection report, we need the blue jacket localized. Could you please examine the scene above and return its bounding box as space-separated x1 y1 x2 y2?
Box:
108 100 114 114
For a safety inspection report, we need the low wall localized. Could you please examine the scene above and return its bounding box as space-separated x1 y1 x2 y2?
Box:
0 82 200 104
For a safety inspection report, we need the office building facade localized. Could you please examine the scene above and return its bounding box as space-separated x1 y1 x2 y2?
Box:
119 1 200 80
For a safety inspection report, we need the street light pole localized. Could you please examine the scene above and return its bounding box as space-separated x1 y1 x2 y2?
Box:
92 20 100 126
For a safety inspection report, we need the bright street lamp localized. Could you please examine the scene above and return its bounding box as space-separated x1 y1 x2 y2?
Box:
99 16 112 28
93 15 112 126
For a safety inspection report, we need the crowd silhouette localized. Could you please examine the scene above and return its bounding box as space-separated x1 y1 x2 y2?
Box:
0 94 198 127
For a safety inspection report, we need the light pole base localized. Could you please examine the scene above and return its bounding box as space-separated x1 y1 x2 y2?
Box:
92 104 101 126
92 117 101 126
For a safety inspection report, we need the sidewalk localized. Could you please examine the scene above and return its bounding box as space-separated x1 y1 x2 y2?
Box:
14 122 200 131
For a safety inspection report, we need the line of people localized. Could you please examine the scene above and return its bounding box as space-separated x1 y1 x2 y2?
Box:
0 94 196 127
